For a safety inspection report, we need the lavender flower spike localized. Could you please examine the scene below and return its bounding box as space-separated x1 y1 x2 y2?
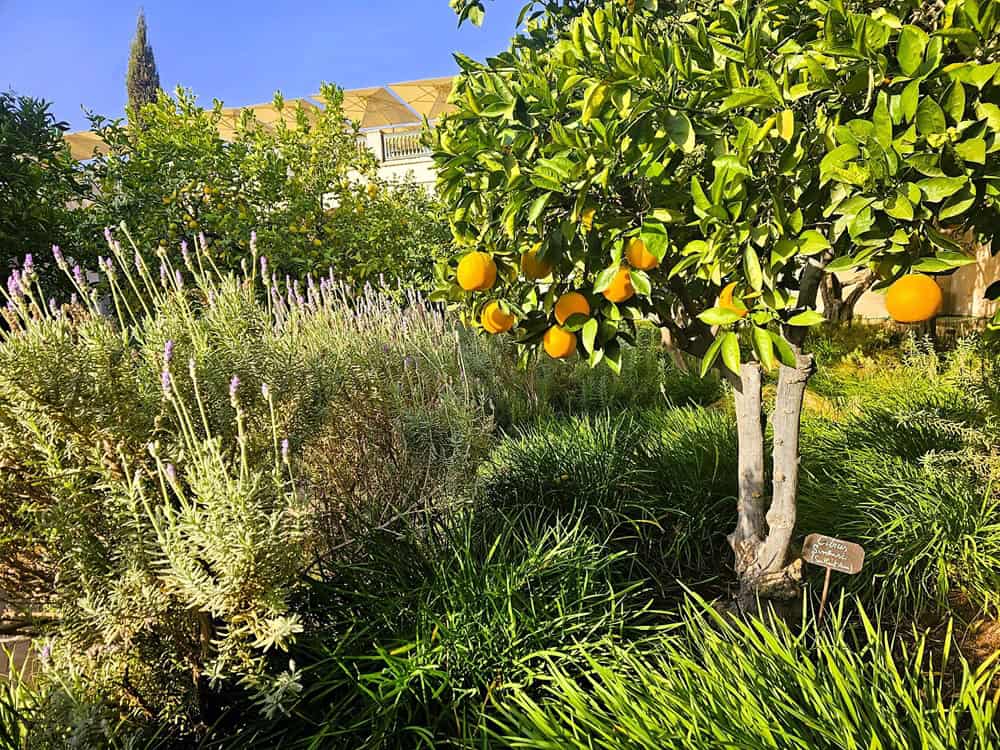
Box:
52 245 65 267
181 240 191 266
163 340 174 364
23 254 34 273
250 230 258 255
164 463 177 484
161 367 172 395
229 375 240 404
281 438 290 463
72 265 84 287
261 382 270 400
103 227 114 246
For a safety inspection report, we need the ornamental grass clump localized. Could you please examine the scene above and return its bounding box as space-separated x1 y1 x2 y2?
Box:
492 597 1000 750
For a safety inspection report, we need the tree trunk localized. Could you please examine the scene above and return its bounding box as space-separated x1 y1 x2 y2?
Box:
727 363 766 561
729 354 815 611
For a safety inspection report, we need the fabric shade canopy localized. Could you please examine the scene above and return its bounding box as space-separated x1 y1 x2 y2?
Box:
388 77 456 120
64 130 109 160
322 87 419 129
217 98 321 139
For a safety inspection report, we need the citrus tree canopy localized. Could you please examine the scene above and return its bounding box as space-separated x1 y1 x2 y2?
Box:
434 0 1000 603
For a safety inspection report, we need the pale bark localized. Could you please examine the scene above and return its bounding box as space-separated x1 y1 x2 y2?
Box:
727 364 766 562
756 352 814 576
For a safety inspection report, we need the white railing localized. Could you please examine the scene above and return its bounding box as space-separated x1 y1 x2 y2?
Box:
382 130 430 162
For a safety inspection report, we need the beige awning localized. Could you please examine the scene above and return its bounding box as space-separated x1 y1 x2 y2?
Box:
64 130 108 160
217 98 322 139
322 87 419 129
389 77 457 120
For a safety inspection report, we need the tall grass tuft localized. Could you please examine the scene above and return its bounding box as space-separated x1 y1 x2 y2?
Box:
493 596 1000 750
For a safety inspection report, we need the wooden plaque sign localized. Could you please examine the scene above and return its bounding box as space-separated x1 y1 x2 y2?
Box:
802 534 865 575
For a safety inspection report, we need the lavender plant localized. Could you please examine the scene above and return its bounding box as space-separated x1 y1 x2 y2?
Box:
0 226 497 740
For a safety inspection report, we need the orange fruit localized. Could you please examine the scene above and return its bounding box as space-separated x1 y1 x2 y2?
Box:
554 291 591 325
886 274 942 323
481 301 515 334
719 282 748 318
521 244 553 280
602 267 635 303
543 326 577 359
581 208 596 231
625 238 658 270
457 252 497 292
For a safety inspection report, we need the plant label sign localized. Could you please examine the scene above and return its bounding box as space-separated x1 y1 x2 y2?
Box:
802 534 865 575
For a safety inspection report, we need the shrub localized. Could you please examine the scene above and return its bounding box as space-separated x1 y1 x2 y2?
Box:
0 91 83 293
72 87 448 289
0 232 496 741
492 597 1000 750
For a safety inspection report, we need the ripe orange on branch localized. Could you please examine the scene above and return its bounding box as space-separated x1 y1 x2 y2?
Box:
718 282 748 318
886 274 942 323
554 292 590 325
543 326 577 359
602 267 635 303
625 238 659 270
457 252 497 292
481 301 515 334
520 245 552 280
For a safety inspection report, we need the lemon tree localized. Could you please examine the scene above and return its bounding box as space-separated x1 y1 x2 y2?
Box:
435 0 1000 604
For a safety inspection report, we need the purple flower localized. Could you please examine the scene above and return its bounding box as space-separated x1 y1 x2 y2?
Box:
6 271 21 297
163 340 174 365
23 254 34 274
164 463 177 484
229 375 240 405
281 438 290 463
134 252 143 272
403 355 415 370
261 383 271 399
198 232 208 250
159 263 168 285
39 643 51 663
180 240 190 266
72 265 84 287
161 367 172 394
52 245 65 267
174 270 184 288
250 230 258 255
104 227 113 245
260 256 269 277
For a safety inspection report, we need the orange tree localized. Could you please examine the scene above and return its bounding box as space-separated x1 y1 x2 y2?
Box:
433 0 1000 605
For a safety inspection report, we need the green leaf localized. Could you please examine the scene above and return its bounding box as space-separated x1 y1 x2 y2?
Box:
744 246 764 291
630 269 652 297
900 81 920 123
582 81 609 124
700 335 724 377
593 264 619 293
751 325 776 371
944 82 966 124
799 230 831 255
639 220 669 261
770 331 797 367
786 310 825 326
665 111 696 153
527 192 552 222
916 98 946 135
720 331 741 374
954 138 986 164
581 317 599 354
884 191 914 220
897 25 928 76
917 175 967 202
698 307 744 326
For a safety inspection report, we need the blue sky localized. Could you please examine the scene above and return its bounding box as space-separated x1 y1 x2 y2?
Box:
0 0 525 131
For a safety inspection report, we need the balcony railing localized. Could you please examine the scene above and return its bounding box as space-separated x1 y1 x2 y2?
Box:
382 130 431 162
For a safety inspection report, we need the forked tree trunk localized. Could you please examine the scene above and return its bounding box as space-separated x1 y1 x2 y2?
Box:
728 353 815 610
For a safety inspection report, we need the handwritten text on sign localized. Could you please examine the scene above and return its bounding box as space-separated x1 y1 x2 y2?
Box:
802 534 865 575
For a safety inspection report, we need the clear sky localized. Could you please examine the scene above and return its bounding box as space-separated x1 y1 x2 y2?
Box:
0 0 525 131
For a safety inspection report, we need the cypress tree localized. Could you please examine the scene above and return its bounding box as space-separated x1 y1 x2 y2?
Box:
126 9 160 117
